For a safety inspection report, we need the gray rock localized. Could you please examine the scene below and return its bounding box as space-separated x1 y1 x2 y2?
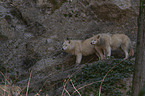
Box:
0 0 138 95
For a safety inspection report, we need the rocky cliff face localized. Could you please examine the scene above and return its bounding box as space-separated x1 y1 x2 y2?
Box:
0 0 138 95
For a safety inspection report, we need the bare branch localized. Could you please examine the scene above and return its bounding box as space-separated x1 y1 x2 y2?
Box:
61 56 95 96
70 79 81 96
26 70 33 96
71 80 102 95
99 59 124 96
0 71 11 85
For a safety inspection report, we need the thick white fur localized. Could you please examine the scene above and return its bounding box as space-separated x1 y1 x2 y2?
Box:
62 37 103 64
91 33 134 60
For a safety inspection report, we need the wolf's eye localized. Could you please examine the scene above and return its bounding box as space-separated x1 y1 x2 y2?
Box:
63 44 67 47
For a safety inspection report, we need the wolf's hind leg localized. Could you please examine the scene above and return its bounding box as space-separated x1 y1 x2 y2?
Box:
76 53 82 64
106 46 111 57
124 50 129 59
121 44 129 59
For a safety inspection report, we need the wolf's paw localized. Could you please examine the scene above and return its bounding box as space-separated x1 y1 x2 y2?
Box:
75 63 80 68
106 56 111 60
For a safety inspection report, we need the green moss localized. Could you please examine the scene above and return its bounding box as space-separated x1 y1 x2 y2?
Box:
49 0 58 6
55 65 61 70
4 15 12 24
71 58 134 96
0 63 6 82
22 58 37 69
64 14 68 17
0 33 8 40
49 0 67 14
0 66 6 74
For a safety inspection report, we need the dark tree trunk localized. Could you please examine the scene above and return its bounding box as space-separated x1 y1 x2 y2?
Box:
132 0 145 96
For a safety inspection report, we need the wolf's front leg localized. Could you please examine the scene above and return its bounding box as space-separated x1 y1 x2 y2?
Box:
106 46 111 57
95 52 100 60
95 46 104 60
76 53 82 65
124 50 129 60
103 49 106 58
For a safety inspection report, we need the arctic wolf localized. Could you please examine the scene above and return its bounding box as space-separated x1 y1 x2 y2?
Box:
91 33 134 59
62 37 103 65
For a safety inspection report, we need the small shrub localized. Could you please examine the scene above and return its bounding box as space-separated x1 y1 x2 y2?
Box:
71 58 134 96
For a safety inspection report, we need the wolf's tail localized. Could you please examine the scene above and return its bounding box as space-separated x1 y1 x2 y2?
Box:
129 42 134 56
129 48 134 56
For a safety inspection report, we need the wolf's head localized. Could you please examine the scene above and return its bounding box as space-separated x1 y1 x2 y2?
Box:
91 35 101 45
62 40 75 51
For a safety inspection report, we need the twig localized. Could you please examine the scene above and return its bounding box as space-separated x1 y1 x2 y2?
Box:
0 85 9 96
98 59 124 96
61 56 95 96
26 70 33 96
19 87 26 96
61 79 71 96
12 71 20 85
34 93 40 96
62 79 71 96
61 79 66 96
64 88 71 96
36 79 48 95
0 71 11 85
71 80 102 95
72 56 96 78
70 79 81 96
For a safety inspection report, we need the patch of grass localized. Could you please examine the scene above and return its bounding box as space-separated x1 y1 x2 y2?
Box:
71 58 134 96
22 58 37 69
0 33 8 40
0 66 6 82
50 0 67 14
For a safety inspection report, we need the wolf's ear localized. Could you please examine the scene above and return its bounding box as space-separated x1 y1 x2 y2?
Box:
97 35 100 39
66 37 69 40
68 40 71 43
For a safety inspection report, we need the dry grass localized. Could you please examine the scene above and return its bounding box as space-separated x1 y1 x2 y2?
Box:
61 58 125 96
